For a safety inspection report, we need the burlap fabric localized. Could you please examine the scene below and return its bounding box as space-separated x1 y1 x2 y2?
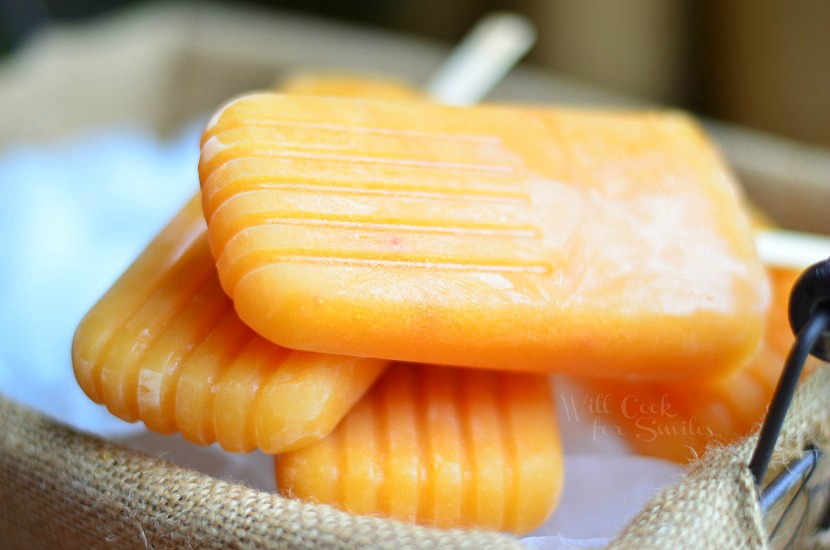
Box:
609 364 830 549
0 394 522 549
1 365 827 549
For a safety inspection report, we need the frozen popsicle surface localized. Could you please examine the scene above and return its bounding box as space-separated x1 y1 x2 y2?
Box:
573 266 805 462
200 94 768 378
72 195 387 453
275 364 563 534
568 211 815 461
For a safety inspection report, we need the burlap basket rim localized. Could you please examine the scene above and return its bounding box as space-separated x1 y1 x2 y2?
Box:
1 364 828 548
0 392 522 549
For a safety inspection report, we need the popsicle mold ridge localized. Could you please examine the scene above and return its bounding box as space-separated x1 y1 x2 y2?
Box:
72 195 387 453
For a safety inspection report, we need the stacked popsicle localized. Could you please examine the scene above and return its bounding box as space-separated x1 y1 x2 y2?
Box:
73 74 775 534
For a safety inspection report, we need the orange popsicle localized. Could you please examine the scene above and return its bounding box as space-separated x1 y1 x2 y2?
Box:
200 94 767 379
278 71 422 100
72 195 387 453
573 266 806 462
275 364 563 534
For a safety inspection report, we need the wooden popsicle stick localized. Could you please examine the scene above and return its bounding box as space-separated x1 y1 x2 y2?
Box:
425 12 536 106
755 230 830 269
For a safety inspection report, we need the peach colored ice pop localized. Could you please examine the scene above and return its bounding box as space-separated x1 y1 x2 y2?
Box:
200 94 767 379
276 364 563 533
72 195 386 453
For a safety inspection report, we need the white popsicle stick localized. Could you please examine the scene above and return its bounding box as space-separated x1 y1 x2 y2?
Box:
426 12 536 106
756 229 830 269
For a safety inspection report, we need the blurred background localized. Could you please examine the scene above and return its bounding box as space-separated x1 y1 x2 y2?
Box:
2 0 828 146
0 0 828 438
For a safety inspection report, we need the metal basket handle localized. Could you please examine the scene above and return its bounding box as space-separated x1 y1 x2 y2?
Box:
750 258 830 486
752 258 830 547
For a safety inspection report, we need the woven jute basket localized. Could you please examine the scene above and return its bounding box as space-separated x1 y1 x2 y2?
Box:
1 5 829 549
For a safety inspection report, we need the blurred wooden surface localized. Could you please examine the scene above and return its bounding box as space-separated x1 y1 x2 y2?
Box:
701 0 830 148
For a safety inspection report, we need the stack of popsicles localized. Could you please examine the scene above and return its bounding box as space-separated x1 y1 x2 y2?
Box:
73 73 790 534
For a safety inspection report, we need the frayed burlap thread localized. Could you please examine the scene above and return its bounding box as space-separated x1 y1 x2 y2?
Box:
0 394 522 549
609 364 830 550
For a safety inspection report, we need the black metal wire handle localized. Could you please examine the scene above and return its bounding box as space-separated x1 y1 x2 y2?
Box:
749 257 830 487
